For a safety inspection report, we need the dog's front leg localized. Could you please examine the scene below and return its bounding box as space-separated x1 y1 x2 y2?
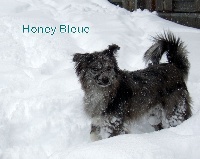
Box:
90 117 102 141
102 116 128 138
90 116 128 141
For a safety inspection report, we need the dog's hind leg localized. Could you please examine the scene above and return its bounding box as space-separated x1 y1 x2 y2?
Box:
161 90 192 128
165 99 191 127
148 89 192 130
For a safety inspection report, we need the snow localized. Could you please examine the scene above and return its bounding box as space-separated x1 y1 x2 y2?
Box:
0 0 200 159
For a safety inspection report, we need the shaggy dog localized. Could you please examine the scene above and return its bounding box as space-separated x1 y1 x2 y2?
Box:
73 32 192 141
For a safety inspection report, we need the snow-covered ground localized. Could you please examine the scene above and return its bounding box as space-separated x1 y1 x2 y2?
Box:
0 0 200 159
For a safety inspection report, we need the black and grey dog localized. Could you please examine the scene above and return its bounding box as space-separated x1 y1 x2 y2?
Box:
73 32 192 141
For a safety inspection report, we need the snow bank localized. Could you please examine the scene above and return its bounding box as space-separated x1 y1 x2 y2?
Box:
51 111 200 159
0 0 200 159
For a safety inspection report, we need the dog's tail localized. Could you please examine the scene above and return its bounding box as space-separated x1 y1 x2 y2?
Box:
143 31 190 80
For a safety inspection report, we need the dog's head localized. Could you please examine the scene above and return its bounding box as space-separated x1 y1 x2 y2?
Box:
73 44 120 88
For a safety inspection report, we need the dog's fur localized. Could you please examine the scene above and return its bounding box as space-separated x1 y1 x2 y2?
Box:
73 32 192 141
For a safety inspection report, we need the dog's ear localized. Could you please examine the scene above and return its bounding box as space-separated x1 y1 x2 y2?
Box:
103 44 120 57
73 53 92 76
73 53 91 63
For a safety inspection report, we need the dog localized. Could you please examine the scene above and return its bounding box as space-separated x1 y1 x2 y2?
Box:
73 32 192 141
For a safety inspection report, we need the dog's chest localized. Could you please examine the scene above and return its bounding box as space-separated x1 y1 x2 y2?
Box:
84 89 109 117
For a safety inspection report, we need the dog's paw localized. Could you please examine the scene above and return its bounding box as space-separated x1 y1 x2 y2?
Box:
90 132 102 142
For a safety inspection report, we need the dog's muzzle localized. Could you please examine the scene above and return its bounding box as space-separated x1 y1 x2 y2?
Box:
97 76 111 87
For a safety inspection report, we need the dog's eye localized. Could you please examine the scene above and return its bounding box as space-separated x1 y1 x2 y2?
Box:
91 68 99 72
107 66 112 71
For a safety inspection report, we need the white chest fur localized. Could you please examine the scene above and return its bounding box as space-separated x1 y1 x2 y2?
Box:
84 88 110 117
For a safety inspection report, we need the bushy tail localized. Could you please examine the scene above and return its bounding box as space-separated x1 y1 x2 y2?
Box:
143 31 190 80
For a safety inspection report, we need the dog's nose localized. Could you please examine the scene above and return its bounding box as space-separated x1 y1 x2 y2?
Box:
102 77 109 84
